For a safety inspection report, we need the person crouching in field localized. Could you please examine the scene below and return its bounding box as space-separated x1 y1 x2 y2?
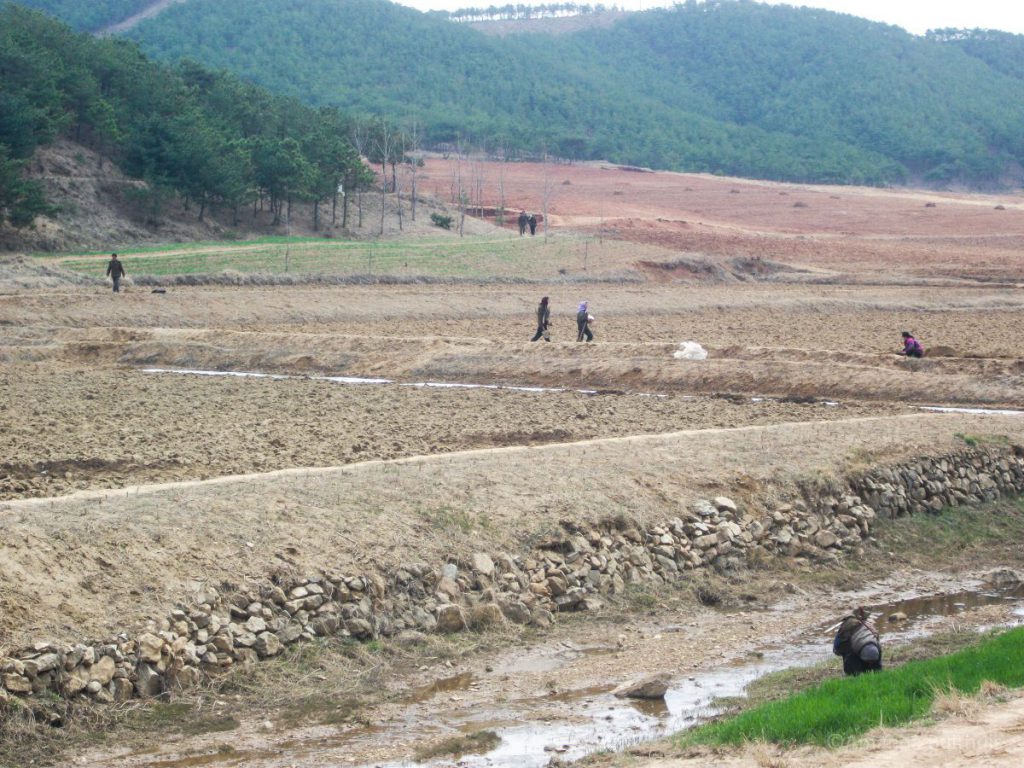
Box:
531 296 551 342
899 331 924 358
576 301 594 342
106 253 126 293
833 607 882 676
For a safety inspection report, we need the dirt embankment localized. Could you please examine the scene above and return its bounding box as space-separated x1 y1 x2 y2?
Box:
2 411 1021 647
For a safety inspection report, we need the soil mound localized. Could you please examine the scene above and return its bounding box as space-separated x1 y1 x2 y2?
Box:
0 254 94 292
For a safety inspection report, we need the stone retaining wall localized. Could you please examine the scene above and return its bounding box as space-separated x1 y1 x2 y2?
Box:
3 444 1023 716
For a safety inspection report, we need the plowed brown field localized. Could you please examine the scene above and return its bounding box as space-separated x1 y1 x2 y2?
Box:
4 160 1024 768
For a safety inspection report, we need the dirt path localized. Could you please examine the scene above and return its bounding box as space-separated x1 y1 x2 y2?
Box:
99 0 187 34
645 693 1024 768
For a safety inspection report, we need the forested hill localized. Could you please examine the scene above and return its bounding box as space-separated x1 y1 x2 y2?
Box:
0 5 370 230
13 0 1024 187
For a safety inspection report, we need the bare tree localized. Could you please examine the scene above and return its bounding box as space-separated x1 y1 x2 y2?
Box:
350 121 371 229
471 158 487 219
373 120 401 236
495 138 508 228
541 167 557 242
404 119 423 222
448 140 470 237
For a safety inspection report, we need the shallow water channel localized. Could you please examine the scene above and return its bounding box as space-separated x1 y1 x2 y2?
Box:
350 581 1024 768
142 368 1024 416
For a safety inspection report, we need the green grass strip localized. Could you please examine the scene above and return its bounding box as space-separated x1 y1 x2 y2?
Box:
678 626 1024 748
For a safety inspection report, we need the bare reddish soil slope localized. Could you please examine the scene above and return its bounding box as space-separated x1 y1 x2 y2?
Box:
419 158 1024 281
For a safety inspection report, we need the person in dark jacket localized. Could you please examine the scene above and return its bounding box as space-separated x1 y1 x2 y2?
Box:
576 301 594 342
531 296 551 342
517 210 528 236
899 331 924 358
833 607 882 676
106 253 126 293
528 213 538 236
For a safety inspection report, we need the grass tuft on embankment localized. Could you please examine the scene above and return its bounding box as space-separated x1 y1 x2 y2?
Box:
678 626 1024 748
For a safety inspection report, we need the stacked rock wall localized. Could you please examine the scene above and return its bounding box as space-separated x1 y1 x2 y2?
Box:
3 445 1023 713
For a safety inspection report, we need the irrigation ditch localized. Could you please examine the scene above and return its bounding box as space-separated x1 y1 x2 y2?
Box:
5 441 1024 766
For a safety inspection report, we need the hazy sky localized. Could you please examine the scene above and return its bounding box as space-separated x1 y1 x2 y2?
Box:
396 1 1024 35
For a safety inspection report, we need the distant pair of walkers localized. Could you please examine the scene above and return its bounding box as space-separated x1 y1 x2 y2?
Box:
530 297 593 342
517 210 538 236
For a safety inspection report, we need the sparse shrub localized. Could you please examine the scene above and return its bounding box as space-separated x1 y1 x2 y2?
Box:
627 586 658 609
696 583 722 606
430 212 453 229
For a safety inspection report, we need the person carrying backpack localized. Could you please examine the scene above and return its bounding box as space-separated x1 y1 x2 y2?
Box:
833 607 882 676
899 331 924 358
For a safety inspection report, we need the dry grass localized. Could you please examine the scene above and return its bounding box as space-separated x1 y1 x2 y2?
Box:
932 680 1010 719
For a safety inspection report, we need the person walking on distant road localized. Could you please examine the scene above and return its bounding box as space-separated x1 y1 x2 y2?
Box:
531 296 551 342
898 331 924 358
576 301 594 342
528 213 538 236
517 210 528 236
106 253 126 293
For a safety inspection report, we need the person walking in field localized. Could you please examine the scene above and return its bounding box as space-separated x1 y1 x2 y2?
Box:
898 331 924 358
517 210 528 236
832 606 882 676
531 296 551 342
576 301 594 342
106 253 126 293
528 213 538 236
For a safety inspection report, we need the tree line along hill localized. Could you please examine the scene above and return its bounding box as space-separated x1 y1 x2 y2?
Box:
4 0 1024 232
0 4 405 231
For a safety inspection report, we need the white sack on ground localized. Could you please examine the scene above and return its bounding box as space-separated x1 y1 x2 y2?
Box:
673 341 708 360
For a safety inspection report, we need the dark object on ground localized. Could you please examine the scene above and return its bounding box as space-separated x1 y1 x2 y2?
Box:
151 288 166 294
